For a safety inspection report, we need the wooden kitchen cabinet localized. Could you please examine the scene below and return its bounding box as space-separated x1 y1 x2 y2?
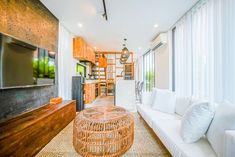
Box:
86 46 96 64
84 84 91 104
73 37 86 60
98 57 107 68
73 37 96 64
91 83 96 101
84 83 97 104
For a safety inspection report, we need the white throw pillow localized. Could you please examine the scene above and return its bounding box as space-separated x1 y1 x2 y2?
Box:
190 96 200 105
180 101 215 143
206 101 235 157
175 97 191 116
152 89 176 114
141 92 153 106
141 88 157 106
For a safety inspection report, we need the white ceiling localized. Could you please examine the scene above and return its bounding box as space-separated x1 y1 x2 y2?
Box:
41 0 198 56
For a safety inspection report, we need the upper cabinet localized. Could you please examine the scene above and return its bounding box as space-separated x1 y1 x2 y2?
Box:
86 46 96 64
73 37 95 64
73 37 86 60
98 57 107 68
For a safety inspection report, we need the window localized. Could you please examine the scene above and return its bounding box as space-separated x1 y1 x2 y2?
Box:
143 50 155 91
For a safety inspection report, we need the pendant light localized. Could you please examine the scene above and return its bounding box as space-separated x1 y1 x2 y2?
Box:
122 39 130 56
120 38 130 64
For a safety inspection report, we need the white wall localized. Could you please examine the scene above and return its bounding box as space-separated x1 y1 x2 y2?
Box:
135 55 143 82
154 44 170 89
58 23 78 99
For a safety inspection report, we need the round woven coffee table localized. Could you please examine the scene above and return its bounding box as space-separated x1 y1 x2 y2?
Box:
73 106 134 157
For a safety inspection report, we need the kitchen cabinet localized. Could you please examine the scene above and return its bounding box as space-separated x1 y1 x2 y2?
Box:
73 37 86 60
86 46 96 64
84 84 91 104
84 83 98 104
98 57 107 68
91 83 96 101
73 37 96 64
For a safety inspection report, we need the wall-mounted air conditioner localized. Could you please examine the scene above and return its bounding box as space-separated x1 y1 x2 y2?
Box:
151 33 167 51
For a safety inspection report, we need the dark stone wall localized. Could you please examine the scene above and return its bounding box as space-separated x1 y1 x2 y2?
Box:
0 86 58 121
0 0 59 121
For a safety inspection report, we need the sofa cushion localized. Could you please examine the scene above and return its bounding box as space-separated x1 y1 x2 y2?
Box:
175 97 191 116
141 92 154 106
137 103 181 128
152 118 217 157
224 130 235 157
207 101 235 157
152 89 176 114
137 103 155 128
180 102 215 143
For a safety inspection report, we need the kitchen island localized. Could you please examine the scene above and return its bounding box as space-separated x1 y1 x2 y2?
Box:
115 80 136 112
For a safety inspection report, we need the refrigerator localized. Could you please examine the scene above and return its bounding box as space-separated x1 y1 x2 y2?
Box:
72 76 85 111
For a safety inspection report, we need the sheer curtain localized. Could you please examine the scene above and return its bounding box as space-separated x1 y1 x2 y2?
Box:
174 14 193 97
191 0 215 101
58 23 77 99
174 0 226 102
222 0 235 104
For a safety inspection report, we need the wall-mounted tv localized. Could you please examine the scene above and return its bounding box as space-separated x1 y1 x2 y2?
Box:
0 33 56 89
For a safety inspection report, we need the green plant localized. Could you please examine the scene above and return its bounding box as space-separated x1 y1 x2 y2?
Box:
145 71 154 91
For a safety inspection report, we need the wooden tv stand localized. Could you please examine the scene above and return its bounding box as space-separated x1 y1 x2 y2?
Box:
0 100 76 157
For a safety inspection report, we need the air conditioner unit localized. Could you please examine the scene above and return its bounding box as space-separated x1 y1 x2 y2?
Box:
151 33 167 51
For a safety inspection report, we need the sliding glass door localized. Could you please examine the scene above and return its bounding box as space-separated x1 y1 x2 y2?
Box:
143 50 155 91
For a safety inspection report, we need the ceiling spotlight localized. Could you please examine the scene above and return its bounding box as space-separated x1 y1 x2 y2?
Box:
154 24 159 28
77 23 83 28
138 47 142 50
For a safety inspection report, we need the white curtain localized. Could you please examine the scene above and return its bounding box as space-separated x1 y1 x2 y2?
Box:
174 14 192 97
58 23 77 100
222 0 235 104
174 0 235 103
191 0 215 101
134 56 143 82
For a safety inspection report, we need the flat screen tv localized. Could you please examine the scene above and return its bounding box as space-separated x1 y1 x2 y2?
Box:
0 33 56 89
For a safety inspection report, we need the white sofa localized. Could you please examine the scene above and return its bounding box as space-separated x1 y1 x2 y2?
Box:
137 92 235 157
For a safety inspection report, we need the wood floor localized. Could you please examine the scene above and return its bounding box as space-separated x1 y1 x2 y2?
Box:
85 96 115 108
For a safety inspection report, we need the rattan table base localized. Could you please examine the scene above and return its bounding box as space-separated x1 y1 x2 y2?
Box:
73 106 134 157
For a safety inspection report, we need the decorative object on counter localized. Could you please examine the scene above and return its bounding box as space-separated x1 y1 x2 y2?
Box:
73 106 134 157
50 97 63 105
